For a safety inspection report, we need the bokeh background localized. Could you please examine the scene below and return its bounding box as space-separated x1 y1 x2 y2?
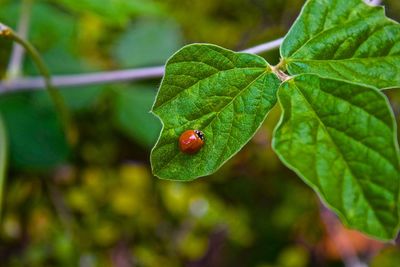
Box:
0 0 400 266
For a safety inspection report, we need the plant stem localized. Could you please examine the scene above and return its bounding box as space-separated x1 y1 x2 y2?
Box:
366 0 382 6
6 0 33 80
0 114 7 222
241 37 284 54
0 66 166 92
0 23 74 144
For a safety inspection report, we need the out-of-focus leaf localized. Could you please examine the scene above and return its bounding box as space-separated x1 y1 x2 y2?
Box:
113 85 161 148
0 3 77 52
277 246 309 267
0 94 68 169
0 113 7 219
51 0 163 25
177 232 208 260
273 74 400 240
371 247 400 267
151 44 281 180
281 0 400 89
113 19 183 68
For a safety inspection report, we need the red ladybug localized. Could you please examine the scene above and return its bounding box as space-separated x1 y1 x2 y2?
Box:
179 130 205 154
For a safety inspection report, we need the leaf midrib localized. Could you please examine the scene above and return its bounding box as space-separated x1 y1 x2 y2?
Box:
207 71 271 168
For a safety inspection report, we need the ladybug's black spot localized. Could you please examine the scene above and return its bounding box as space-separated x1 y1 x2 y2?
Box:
194 130 205 141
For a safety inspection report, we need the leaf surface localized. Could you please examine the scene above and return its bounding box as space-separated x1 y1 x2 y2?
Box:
151 44 281 180
281 0 400 89
273 74 400 239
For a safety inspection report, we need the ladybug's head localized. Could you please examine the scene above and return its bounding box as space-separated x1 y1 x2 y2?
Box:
194 130 205 141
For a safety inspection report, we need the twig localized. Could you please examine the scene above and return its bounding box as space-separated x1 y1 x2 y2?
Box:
366 0 382 6
0 66 165 92
0 23 73 143
0 37 284 92
241 37 284 54
6 0 33 80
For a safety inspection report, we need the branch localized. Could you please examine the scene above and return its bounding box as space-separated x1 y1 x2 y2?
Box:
0 37 284 93
0 66 165 92
241 37 284 54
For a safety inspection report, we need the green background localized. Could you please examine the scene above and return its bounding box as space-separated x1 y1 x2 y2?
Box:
0 0 399 266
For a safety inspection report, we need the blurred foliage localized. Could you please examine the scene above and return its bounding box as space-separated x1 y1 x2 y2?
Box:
112 84 160 148
0 0 399 266
0 94 68 169
112 19 182 68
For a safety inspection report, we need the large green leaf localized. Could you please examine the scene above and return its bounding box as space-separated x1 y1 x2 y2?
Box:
151 44 281 180
281 0 400 89
273 74 400 240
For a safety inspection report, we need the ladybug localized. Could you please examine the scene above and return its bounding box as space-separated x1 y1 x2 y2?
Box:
179 130 205 154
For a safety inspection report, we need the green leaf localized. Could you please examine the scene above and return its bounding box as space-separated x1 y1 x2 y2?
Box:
113 85 161 148
113 19 183 68
273 74 400 240
281 0 400 89
0 113 7 220
151 44 281 180
0 94 69 170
